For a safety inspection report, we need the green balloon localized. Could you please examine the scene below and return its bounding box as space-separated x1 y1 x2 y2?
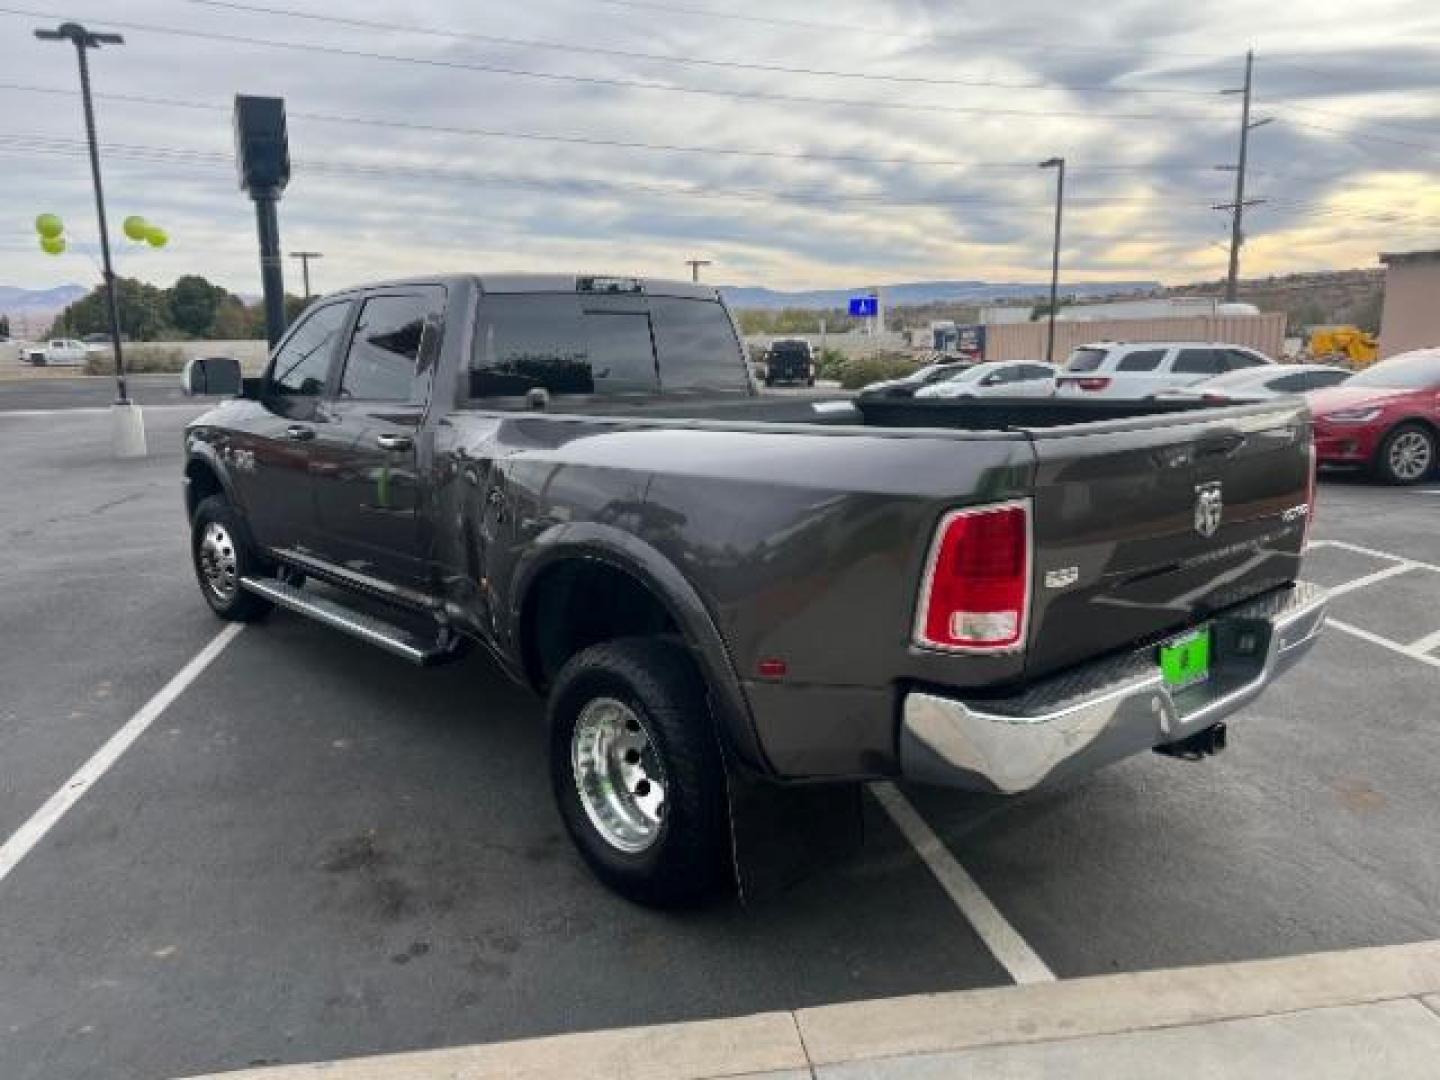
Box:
123 215 149 241
40 235 66 255
145 226 168 248
35 213 64 239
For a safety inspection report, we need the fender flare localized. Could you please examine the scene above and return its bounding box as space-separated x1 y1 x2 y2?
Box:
510 521 772 775
182 441 242 519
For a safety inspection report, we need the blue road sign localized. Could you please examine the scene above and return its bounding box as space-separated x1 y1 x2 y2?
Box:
848 296 878 318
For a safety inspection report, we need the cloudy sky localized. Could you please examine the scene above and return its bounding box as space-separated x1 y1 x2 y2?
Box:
1 0 1437 296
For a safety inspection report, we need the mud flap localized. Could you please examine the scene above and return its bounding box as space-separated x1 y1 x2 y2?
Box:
721 747 866 905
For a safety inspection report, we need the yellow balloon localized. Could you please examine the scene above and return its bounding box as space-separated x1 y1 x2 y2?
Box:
35 213 64 239
40 235 66 255
123 215 149 241
145 226 168 248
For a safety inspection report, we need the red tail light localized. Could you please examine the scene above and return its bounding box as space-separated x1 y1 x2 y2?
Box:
915 501 1031 652
1060 376 1112 392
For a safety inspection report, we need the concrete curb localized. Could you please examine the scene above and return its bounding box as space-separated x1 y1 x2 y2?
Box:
179 940 1440 1079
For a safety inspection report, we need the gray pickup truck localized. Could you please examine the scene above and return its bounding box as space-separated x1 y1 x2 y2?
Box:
182 274 1327 906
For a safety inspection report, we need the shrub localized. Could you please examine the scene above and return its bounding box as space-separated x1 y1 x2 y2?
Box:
833 352 917 390
83 344 187 375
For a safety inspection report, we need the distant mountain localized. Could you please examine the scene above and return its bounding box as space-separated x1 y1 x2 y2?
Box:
0 283 88 314
719 279 1161 311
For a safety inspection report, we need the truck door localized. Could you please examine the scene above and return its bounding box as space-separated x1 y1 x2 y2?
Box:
229 299 353 553
310 287 447 588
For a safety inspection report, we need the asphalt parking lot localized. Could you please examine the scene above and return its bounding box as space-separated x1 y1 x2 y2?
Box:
1 399 1437 1080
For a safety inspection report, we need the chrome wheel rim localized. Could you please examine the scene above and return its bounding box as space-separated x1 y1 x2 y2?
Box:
198 521 239 601
571 697 666 854
1389 431 1432 480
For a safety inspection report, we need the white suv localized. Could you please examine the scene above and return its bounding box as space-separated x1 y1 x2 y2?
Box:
1056 341 1272 400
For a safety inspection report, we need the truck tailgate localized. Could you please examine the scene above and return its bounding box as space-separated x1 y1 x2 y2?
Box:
1022 401 1312 677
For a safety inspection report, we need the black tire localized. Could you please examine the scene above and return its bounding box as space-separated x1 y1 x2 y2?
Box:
1374 422 1435 485
548 637 730 908
191 495 274 621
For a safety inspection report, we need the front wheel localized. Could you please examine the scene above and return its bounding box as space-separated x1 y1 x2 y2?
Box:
1375 423 1435 485
548 637 730 907
191 495 274 621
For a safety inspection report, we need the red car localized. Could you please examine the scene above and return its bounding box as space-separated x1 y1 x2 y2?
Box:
1309 349 1440 484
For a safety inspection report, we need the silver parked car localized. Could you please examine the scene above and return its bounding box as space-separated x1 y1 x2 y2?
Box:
1157 364 1351 404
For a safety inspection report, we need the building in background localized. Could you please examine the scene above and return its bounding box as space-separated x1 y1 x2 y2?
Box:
1377 250 1440 359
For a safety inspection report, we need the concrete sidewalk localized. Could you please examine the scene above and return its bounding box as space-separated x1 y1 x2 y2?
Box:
184 941 1440 1079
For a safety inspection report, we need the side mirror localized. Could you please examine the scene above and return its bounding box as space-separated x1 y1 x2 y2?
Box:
982 373 1002 386
182 355 242 397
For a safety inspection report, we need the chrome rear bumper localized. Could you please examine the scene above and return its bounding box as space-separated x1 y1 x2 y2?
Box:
899 582 1328 794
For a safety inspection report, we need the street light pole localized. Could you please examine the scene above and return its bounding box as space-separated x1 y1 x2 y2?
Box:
1039 157 1066 365
35 21 127 406
289 250 323 298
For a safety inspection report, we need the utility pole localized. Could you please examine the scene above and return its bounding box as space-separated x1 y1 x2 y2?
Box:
289 250 323 298
1217 50 1271 302
36 20 145 458
685 258 711 283
1038 157 1065 365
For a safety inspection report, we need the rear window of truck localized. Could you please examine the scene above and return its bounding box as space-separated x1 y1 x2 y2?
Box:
468 293 746 402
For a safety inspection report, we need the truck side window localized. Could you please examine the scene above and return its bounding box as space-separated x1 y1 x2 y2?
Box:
269 301 351 396
338 291 442 402
470 294 593 399
650 297 748 392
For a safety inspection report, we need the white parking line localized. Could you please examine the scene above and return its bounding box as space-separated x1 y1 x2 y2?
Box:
1311 539 1440 576
1327 619 1440 673
1321 561 1419 598
870 781 1056 985
0 624 244 888
1407 627 1440 656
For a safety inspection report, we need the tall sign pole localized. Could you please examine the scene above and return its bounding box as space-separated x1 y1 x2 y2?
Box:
234 95 291 347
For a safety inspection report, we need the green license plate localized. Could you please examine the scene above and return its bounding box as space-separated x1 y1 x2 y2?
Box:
1160 627 1212 691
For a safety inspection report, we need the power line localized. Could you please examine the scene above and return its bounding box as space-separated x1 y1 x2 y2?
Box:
0 6 1231 123
1277 115 1440 155
181 0 1227 98
0 81 1234 172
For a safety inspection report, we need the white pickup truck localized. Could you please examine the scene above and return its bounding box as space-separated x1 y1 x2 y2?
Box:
22 338 90 366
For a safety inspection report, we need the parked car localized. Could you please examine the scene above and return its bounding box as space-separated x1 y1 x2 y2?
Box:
180 273 1326 906
1157 364 1352 404
1056 341 1273 400
760 338 815 386
856 360 971 399
914 360 1056 399
22 338 89 366
1310 348 1440 484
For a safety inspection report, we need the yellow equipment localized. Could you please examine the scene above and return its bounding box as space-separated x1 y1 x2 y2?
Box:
1308 326 1379 367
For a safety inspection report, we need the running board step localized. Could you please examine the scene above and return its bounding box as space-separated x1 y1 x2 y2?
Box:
240 576 452 666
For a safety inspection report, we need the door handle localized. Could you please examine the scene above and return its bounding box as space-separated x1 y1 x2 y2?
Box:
376 433 413 452
285 425 315 441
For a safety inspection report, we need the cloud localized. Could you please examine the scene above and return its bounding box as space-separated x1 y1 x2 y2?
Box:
0 0 1435 295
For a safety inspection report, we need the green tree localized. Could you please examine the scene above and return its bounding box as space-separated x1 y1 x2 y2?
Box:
0 314 10 339
210 296 257 340
50 278 170 340
168 274 231 338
